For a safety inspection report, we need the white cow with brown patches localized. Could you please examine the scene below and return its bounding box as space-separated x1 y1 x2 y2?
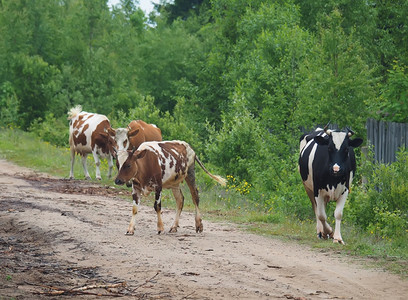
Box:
68 105 116 180
114 140 226 235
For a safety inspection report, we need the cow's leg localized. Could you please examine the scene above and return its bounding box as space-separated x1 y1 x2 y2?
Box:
126 188 141 235
315 194 333 239
332 191 348 244
154 187 164 234
170 187 184 233
92 151 102 180
81 154 92 180
69 147 76 179
304 185 323 238
107 154 114 179
185 165 203 233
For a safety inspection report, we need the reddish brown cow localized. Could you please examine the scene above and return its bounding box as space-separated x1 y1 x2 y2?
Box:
110 120 162 154
114 140 226 235
68 105 116 180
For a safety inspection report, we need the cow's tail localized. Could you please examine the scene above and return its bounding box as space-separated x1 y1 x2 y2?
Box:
67 105 82 120
195 156 227 186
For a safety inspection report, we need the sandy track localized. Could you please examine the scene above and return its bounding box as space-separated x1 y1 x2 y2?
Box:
0 159 406 299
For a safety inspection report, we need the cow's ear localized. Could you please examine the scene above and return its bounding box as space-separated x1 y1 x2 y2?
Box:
134 149 147 160
349 138 363 148
129 129 140 137
107 127 116 136
314 136 329 145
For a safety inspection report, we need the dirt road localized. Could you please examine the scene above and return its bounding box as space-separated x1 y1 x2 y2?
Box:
0 159 407 299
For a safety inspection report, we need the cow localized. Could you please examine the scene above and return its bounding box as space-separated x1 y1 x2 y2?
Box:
114 140 227 235
108 120 162 186
110 120 162 152
68 105 116 180
298 125 363 244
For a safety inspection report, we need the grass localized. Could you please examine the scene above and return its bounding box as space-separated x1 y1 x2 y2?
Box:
1 128 407 278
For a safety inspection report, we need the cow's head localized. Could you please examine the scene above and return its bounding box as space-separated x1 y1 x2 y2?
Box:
314 127 363 177
113 127 140 167
114 148 147 185
113 128 131 151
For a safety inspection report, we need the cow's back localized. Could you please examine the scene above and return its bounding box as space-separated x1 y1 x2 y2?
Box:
128 120 162 150
299 129 325 188
138 141 195 187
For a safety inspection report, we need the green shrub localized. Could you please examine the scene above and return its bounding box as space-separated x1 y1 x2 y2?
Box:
112 96 200 150
349 148 408 239
29 113 69 147
0 81 20 128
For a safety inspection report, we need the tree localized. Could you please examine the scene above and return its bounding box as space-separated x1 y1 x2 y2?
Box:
158 0 209 23
134 18 204 112
293 9 375 135
9 54 61 130
374 61 408 122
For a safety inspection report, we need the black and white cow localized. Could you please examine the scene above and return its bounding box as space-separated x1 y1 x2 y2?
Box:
299 125 363 244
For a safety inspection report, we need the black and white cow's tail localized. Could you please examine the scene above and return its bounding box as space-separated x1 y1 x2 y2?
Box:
195 157 227 186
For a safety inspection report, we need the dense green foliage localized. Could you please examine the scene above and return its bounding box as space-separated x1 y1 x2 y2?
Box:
0 0 406 245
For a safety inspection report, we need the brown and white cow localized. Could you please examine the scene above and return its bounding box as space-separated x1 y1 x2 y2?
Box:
109 120 162 186
68 105 116 180
114 140 226 235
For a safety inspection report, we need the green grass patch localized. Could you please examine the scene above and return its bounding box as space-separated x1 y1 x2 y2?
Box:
0 128 114 184
1 128 407 278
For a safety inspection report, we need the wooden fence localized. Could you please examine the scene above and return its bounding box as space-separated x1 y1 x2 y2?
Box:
366 118 408 164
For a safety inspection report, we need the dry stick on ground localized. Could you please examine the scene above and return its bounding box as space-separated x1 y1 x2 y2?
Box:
27 272 160 297
131 271 160 292
29 281 129 297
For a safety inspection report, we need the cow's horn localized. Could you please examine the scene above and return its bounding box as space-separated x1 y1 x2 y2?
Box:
346 127 355 137
324 122 332 135
131 147 137 155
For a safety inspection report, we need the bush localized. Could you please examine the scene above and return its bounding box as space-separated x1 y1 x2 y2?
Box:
0 82 20 128
205 93 267 182
348 148 408 239
112 95 201 150
29 113 69 147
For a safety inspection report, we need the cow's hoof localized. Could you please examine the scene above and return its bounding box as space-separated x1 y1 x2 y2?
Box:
125 231 134 236
196 225 203 233
318 232 332 240
69 176 74 180
157 230 162 235
169 227 178 233
333 239 345 245
96 177 102 180
85 176 91 180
